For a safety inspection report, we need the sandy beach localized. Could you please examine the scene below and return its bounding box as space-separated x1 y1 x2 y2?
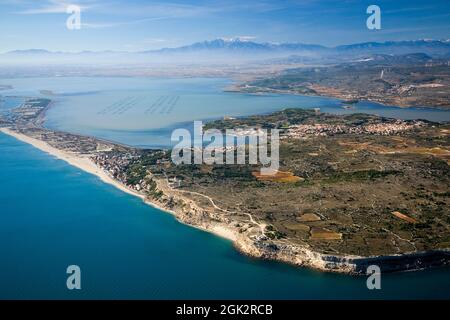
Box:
0 127 146 201
0 127 238 242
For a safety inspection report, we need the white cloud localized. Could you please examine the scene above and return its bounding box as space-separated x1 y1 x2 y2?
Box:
81 16 171 29
10 0 284 30
14 0 93 15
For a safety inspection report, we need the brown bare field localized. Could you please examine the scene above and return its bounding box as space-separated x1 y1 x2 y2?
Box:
338 139 450 163
297 213 321 222
252 170 304 183
308 84 346 96
283 223 310 232
310 227 343 240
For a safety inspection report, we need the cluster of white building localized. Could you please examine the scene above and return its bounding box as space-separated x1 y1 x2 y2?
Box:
285 120 425 138
361 120 425 135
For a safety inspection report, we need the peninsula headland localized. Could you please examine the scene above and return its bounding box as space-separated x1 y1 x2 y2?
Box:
1 95 449 274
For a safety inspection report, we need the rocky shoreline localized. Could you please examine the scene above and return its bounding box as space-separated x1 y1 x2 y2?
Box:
142 168 450 274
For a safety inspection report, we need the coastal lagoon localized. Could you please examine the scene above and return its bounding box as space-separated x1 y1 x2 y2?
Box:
1 77 449 147
0 96 24 114
1 132 450 299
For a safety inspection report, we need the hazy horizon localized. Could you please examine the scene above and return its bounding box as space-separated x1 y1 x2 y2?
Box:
3 37 450 55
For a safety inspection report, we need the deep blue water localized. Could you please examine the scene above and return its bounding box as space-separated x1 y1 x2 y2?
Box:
1 132 450 299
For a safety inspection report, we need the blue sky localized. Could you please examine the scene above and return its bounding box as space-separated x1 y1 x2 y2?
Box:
1 0 449 52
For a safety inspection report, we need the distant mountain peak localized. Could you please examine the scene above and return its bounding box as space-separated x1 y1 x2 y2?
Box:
3 39 450 60
148 38 328 55
6 49 51 54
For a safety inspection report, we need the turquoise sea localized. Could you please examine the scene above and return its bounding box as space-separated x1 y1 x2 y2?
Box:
0 77 449 299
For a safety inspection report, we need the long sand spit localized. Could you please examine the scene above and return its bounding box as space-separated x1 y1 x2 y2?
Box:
0 127 238 243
